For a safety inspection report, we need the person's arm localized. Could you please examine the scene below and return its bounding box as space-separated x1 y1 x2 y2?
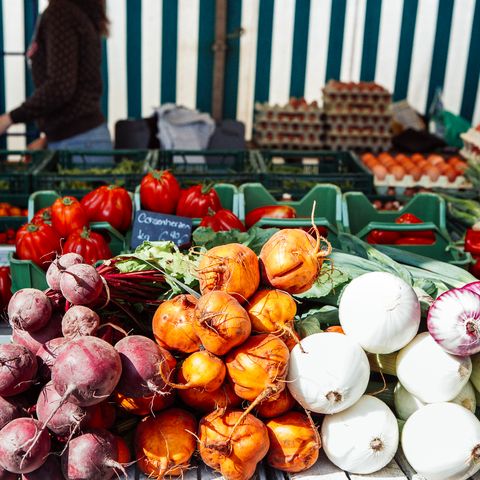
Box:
9 6 79 125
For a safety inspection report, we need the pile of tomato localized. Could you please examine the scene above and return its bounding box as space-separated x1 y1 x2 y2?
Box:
15 185 133 270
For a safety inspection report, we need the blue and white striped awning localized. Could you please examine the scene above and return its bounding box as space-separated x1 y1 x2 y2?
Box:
1 0 479 148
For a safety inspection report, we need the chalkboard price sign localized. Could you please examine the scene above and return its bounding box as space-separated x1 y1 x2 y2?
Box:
130 210 193 248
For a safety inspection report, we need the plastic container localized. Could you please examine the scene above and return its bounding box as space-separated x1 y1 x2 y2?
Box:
255 150 374 197
239 182 342 248
32 149 157 198
342 191 470 266
134 183 239 227
0 150 56 206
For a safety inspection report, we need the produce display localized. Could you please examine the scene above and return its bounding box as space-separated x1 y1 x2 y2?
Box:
461 124 480 162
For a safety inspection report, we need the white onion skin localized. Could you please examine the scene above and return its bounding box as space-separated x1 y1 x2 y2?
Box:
396 332 472 403
287 333 369 414
471 353 480 393
427 288 480 356
394 381 476 421
322 395 399 474
339 272 420 354
402 403 480 480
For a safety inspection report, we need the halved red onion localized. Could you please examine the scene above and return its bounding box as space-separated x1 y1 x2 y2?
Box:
427 288 480 356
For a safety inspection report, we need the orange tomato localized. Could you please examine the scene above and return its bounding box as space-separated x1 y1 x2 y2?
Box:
0 208 9 216
8 207 21 216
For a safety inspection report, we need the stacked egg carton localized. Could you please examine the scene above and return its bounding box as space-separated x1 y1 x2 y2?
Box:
460 125 480 163
252 99 325 150
323 81 392 152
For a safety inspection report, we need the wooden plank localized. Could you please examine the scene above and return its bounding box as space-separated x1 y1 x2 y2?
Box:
348 460 408 479
290 452 349 480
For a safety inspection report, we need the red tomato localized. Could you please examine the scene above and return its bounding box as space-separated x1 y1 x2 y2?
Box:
199 209 246 232
15 222 62 269
245 205 297 229
63 227 112 265
395 213 435 240
0 208 9 216
395 236 435 245
0 233 6 244
367 230 401 244
51 196 88 238
140 170 181 214
176 184 222 218
32 206 53 224
81 186 133 233
0 266 12 309
21 209 28 217
8 207 22 216
470 259 480 279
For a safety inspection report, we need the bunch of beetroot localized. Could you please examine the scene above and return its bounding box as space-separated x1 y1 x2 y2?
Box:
0 253 176 479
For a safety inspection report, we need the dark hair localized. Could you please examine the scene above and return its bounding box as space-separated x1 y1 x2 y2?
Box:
52 0 110 36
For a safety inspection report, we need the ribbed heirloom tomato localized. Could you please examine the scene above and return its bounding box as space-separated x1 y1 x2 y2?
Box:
81 185 133 232
176 184 222 218
199 209 245 232
245 205 296 228
140 170 181 214
51 196 88 237
15 222 61 269
31 206 52 224
64 227 112 265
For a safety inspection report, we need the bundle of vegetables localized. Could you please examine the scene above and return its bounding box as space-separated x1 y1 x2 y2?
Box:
15 186 133 269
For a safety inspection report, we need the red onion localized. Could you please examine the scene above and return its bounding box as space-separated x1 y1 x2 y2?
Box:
463 281 480 296
427 288 480 356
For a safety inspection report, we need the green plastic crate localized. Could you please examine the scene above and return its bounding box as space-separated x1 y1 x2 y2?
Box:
32 149 157 198
160 150 259 187
342 191 471 266
254 150 374 198
0 150 56 206
239 182 342 248
134 183 239 227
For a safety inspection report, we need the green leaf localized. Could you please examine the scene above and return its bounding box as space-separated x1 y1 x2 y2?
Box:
242 227 279 255
295 265 351 300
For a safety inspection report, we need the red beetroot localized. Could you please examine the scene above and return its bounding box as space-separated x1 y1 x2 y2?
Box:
0 395 22 430
46 253 84 291
61 429 126 480
21 453 63 480
0 418 50 474
36 382 91 437
115 335 176 398
12 312 63 355
61 305 100 339
8 289 52 332
0 344 37 397
59 263 103 305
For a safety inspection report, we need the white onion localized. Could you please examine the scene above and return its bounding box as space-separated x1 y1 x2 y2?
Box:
396 332 472 403
287 332 369 414
339 272 420 354
427 288 480 356
394 382 424 421
394 381 476 421
402 403 480 480
470 353 480 393
321 395 399 474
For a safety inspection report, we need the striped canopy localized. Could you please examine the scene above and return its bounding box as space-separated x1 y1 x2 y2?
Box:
1 0 479 148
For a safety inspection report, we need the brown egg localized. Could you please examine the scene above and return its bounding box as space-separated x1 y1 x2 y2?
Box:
390 165 405 181
456 162 468 173
425 165 440 182
364 157 377 168
378 153 394 165
362 153 376 163
403 160 416 172
448 156 462 166
411 153 425 163
395 154 409 163
417 159 429 170
409 166 423 181
427 154 445 166
437 163 451 174
372 164 388 180
443 166 458 182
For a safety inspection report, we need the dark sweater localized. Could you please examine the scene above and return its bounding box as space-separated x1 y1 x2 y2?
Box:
10 0 105 141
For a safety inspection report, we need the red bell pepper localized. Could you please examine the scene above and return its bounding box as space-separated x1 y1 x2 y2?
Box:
199 209 246 232
0 266 12 309
465 229 480 256
176 184 222 218
367 230 400 244
395 213 435 240
245 205 297 229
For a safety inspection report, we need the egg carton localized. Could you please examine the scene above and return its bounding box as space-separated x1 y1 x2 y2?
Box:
254 101 321 113
326 138 392 152
253 122 324 134
254 130 324 144
327 125 392 136
254 111 323 125
373 173 471 195
253 138 326 150
460 147 480 163
323 102 391 115
326 112 392 128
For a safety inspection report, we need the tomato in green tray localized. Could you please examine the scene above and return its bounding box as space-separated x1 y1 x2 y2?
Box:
199 209 246 232
15 222 61 269
81 185 133 233
140 170 181 214
245 205 297 229
0 266 12 309
51 196 88 238
395 213 435 241
64 227 112 265
32 206 52 224
176 184 222 218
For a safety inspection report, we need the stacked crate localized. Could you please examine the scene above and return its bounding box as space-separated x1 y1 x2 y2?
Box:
252 99 325 150
323 81 392 152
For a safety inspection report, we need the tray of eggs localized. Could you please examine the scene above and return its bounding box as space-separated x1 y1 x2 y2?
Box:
361 152 470 194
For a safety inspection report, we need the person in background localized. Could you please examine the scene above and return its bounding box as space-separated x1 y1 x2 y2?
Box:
0 0 112 160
